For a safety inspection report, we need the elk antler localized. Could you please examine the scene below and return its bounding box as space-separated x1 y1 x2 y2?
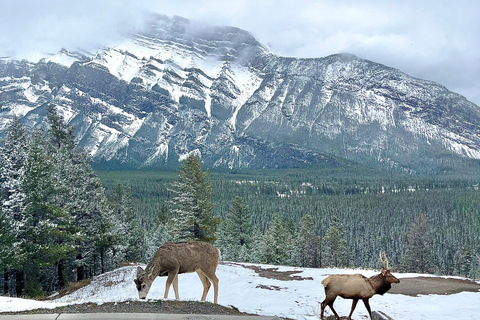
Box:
379 251 389 269
379 251 385 268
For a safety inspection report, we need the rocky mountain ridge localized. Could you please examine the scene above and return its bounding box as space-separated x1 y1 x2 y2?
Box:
1 14 479 173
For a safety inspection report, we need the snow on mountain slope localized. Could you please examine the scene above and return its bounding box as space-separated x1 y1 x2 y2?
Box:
1 14 480 172
0 263 479 320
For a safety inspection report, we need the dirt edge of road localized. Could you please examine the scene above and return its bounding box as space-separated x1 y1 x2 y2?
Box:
0 300 250 316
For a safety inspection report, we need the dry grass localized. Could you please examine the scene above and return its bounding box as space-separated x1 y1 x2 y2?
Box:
44 279 92 300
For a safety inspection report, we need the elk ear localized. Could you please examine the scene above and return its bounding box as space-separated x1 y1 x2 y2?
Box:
137 266 145 276
381 268 387 276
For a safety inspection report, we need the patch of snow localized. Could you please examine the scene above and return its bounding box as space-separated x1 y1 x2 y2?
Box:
1 263 479 320
23 86 38 103
402 116 480 159
56 105 78 123
179 149 201 162
93 48 144 82
0 104 36 131
204 92 212 118
229 66 263 130
144 142 169 166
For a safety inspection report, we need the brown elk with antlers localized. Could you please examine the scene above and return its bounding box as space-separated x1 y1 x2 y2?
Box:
134 242 220 303
320 252 400 320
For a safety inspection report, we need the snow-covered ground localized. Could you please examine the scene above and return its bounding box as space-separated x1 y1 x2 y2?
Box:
1 263 479 320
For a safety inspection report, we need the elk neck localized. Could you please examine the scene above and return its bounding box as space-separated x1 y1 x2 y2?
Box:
145 257 163 280
368 273 392 295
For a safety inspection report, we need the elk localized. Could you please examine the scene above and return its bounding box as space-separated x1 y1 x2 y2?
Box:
320 252 400 320
134 241 220 303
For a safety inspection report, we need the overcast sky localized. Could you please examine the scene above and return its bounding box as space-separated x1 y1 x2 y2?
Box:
1 0 479 106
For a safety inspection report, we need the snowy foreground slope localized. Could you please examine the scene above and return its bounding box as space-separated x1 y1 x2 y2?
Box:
1 263 479 320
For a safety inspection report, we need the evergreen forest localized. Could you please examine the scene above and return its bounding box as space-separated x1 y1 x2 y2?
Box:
1 107 479 299
97 164 480 279
0 108 143 297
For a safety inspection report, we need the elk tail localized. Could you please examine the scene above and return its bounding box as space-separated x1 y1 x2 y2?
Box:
321 276 331 287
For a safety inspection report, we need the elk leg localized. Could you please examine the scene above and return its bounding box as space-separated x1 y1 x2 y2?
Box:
347 299 358 320
320 300 327 319
362 298 372 319
164 270 178 299
328 302 340 320
172 274 179 299
210 273 219 304
196 269 211 301
320 296 339 320
199 268 219 304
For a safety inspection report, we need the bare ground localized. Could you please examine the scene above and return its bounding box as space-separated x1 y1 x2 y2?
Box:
224 262 313 281
0 300 249 316
388 276 480 296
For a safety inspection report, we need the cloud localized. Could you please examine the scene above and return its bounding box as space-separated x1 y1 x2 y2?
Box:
151 0 480 105
0 0 478 106
0 0 148 59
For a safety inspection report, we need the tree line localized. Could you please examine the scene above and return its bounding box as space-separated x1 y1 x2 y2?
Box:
0 107 143 297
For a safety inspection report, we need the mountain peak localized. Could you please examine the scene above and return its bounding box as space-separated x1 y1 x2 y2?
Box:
137 14 268 62
333 52 358 62
1 14 479 173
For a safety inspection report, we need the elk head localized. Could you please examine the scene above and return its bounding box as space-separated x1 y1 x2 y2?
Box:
134 266 153 299
379 251 400 284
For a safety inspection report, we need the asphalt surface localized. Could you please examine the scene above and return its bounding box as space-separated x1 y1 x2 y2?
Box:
0 314 282 320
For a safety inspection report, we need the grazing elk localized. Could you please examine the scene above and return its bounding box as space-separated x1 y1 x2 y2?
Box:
134 241 220 303
320 252 400 320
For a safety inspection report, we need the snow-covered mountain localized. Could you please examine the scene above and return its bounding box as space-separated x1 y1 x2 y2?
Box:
1 14 479 172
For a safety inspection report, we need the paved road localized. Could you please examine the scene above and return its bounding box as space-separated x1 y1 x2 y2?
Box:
0 314 282 320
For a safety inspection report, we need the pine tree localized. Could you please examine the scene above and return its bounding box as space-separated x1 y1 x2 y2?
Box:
68 156 113 278
144 207 171 261
19 130 78 296
0 117 28 235
168 155 220 242
45 106 113 280
400 214 436 273
46 105 75 151
216 196 253 261
0 117 29 293
256 214 292 265
323 216 349 267
454 245 474 277
293 214 320 267
108 184 144 263
0 210 16 295
0 212 15 263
